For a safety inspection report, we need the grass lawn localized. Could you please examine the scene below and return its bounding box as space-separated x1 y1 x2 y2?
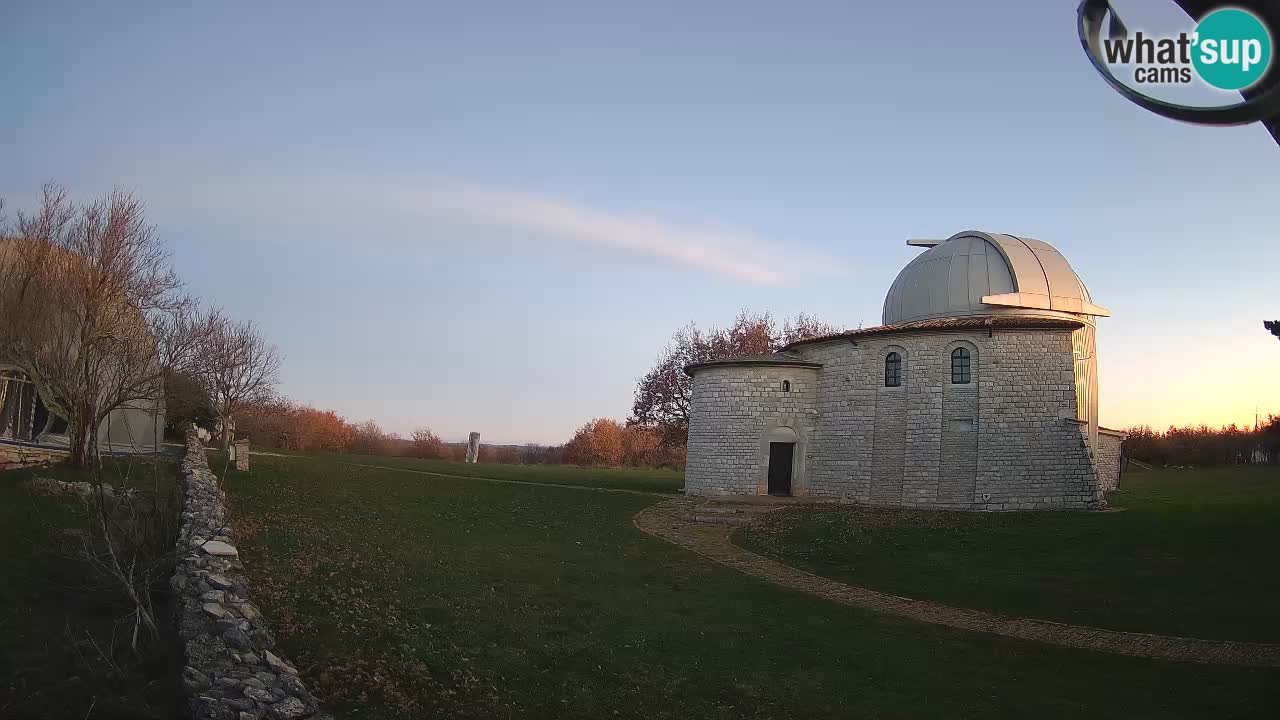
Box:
0 455 182 720
224 455 1277 719
324 452 684 494
737 466 1280 643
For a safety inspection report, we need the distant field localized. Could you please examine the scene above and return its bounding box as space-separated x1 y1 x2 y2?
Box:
222 455 1278 719
323 453 685 495
738 466 1280 642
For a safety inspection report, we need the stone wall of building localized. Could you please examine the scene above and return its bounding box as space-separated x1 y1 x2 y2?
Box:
686 328 1104 510
172 432 329 720
1095 428 1127 492
684 364 818 495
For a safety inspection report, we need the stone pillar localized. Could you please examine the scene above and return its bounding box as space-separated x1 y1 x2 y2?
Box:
232 439 250 471
465 432 480 463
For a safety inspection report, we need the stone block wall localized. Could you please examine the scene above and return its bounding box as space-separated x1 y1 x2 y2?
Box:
685 365 818 495
232 440 250 471
1095 428 1127 492
969 331 1101 510
0 442 67 470
172 432 329 720
686 328 1104 510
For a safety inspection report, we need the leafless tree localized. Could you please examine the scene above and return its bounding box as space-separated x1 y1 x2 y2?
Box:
0 184 188 468
1 185 198 661
629 310 841 447
410 426 447 459
205 315 281 448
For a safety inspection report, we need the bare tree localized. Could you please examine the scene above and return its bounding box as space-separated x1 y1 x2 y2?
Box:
2 185 196 659
629 310 841 447
0 184 187 468
205 316 281 448
411 426 446 459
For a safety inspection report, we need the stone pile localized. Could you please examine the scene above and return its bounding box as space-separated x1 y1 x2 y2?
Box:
26 476 138 501
172 432 328 720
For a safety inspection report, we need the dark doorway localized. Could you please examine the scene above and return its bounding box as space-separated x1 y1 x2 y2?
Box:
767 442 794 496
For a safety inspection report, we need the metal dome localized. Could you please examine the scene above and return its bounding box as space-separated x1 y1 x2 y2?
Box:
881 231 1110 326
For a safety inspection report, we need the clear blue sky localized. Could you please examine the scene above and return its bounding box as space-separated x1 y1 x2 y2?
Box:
3 0 1278 443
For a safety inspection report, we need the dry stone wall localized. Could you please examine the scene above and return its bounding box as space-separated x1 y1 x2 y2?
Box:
685 328 1105 510
0 442 67 470
172 432 329 720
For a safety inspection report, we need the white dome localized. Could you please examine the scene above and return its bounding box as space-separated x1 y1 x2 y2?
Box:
881 231 1109 326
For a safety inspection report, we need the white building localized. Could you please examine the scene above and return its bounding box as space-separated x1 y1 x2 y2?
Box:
0 368 164 453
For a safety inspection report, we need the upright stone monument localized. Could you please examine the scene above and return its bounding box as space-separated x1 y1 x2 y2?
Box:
465 432 481 463
232 439 250 471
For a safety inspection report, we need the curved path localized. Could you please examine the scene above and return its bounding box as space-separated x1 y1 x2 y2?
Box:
634 497 1280 668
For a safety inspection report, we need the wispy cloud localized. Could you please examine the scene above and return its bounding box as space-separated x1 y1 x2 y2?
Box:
150 178 843 285
406 185 840 285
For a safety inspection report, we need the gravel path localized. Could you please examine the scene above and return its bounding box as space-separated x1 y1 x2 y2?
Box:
634 497 1280 668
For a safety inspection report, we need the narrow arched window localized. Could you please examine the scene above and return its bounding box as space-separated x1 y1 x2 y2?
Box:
951 347 972 384
781 380 791 392
884 352 901 387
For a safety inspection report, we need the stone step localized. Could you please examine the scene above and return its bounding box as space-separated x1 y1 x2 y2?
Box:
690 513 753 527
703 504 780 515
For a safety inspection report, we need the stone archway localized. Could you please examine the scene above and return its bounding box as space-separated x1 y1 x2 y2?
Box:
757 424 805 496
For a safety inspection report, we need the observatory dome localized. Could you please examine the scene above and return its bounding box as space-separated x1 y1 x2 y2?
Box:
881 231 1109 326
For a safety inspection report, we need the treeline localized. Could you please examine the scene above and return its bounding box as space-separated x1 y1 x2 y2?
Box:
222 397 553 463
163 308 837 471
223 397 689 467
1124 416 1280 467
198 396 690 468
563 418 686 469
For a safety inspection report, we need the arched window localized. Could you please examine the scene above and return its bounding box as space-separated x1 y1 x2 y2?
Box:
951 347 972 384
781 380 791 392
884 352 901 387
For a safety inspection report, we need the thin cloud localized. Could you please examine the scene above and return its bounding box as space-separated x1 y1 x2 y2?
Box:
405 185 842 285
148 178 843 285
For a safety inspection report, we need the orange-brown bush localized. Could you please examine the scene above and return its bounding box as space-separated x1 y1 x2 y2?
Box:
348 420 401 456
237 398 356 452
410 427 447 459
564 418 625 467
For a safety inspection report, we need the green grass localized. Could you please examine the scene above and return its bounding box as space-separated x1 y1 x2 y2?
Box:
0 456 182 720
327 452 685 494
737 466 1280 642
223 455 1277 719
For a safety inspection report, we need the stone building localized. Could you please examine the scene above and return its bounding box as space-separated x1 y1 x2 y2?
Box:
684 230 1126 510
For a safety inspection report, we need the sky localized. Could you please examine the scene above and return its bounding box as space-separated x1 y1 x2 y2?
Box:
2 0 1278 444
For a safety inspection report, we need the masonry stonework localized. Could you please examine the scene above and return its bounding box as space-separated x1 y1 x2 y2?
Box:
0 442 67 470
685 364 818 495
685 328 1105 510
683 231 1116 512
172 432 330 720
1095 428 1127 492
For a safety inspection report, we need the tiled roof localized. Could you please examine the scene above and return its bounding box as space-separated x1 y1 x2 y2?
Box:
683 352 823 376
684 316 1084 375
781 315 1085 350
